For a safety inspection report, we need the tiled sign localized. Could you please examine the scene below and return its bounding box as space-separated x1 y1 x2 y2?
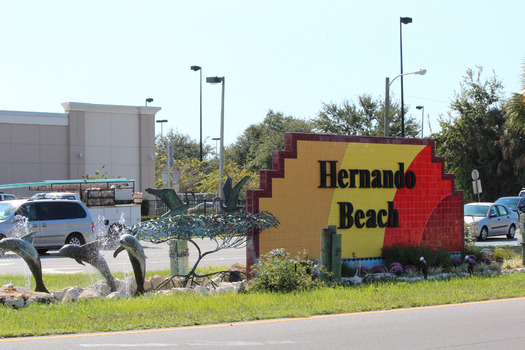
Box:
247 133 464 266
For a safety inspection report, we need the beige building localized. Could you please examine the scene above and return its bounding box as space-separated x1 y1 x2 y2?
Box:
0 102 161 197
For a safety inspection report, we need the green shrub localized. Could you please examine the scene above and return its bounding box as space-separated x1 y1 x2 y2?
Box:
247 249 326 293
341 261 357 277
493 248 519 262
382 243 451 268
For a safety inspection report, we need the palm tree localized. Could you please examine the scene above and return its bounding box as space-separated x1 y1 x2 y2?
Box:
505 63 525 129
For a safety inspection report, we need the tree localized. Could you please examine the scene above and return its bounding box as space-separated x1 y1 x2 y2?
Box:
433 66 516 201
503 63 525 130
155 130 214 189
312 94 420 137
225 110 313 172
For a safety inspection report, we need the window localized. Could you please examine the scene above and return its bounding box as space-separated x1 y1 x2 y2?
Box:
35 202 87 220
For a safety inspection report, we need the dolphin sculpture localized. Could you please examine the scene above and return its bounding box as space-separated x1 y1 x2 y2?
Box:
56 241 117 292
216 176 250 212
0 232 49 293
145 188 190 216
114 233 147 295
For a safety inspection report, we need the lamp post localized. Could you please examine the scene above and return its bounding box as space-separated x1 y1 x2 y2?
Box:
156 119 168 137
212 137 220 156
416 106 424 138
156 119 170 188
400 16 413 137
145 98 153 106
206 76 225 200
384 69 426 137
190 66 203 161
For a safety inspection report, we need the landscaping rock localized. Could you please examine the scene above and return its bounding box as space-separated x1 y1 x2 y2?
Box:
106 291 130 300
78 287 103 300
62 286 82 303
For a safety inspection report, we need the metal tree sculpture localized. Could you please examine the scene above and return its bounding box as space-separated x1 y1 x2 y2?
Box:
130 176 279 288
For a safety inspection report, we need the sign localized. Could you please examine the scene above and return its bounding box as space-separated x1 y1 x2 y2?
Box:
247 134 464 264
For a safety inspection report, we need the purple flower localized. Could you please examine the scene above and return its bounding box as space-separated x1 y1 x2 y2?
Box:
389 262 404 275
480 257 491 264
371 265 387 273
360 265 370 274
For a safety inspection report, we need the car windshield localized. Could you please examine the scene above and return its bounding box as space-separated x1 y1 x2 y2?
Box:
0 202 18 220
464 205 489 217
495 198 519 207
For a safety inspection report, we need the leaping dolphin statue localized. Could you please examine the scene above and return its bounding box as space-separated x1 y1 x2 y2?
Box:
216 176 250 212
145 188 191 216
113 234 147 295
56 241 117 292
0 232 49 293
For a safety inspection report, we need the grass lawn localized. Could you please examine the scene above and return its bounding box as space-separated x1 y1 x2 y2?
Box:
2 270 525 338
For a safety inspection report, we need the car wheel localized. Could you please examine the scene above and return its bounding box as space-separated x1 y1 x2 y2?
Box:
66 233 85 246
507 225 516 239
0 234 5 258
478 227 488 241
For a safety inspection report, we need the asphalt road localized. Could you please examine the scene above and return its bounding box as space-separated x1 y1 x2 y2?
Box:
2 298 525 349
0 238 246 276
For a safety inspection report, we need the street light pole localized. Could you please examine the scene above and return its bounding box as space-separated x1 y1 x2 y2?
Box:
145 98 153 107
156 119 169 188
400 16 413 138
191 66 203 161
416 106 424 138
206 76 225 200
384 69 426 137
212 137 220 156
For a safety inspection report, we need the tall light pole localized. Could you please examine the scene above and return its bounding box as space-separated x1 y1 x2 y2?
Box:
206 76 225 200
156 119 168 137
400 16 413 137
416 106 424 138
145 98 153 106
384 69 426 137
212 137 220 156
190 66 203 161
156 119 169 188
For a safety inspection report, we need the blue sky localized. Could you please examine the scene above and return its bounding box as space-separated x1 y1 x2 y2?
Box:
1 1 523 146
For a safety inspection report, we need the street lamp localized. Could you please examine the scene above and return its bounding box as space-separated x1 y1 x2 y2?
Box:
416 106 424 138
206 76 225 200
156 119 168 137
145 98 153 106
156 119 170 188
384 69 426 137
400 16 413 137
191 66 203 161
212 137 220 156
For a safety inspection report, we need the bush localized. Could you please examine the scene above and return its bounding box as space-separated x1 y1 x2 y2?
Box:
341 261 357 277
247 249 326 293
493 248 519 263
382 243 451 268
371 265 387 273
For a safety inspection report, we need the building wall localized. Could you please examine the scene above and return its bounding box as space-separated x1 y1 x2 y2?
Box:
0 103 160 197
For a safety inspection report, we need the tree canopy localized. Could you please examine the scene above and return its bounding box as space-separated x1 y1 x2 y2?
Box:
312 94 420 137
433 66 520 201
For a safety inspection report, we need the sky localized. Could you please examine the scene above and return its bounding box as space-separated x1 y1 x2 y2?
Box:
1 1 523 147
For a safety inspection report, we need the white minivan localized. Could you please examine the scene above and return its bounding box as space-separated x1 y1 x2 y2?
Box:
0 199 95 254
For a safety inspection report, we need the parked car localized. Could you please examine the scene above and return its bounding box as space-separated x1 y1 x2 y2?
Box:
31 192 80 201
0 199 95 254
495 196 525 214
0 192 17 201
464 202 519 241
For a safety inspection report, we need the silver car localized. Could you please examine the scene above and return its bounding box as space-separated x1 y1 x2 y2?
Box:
464 202 520 241
0 199 95 254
